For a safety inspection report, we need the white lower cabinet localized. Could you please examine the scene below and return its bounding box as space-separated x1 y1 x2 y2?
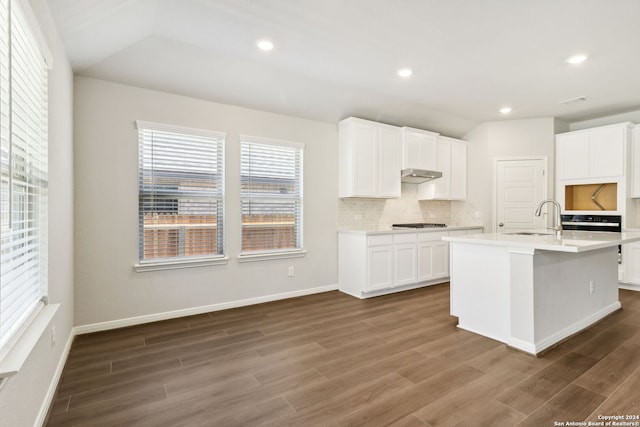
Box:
417 232 448 282
339 228 483 298
623 242 640 285
367 244 394 291
394 234 418 286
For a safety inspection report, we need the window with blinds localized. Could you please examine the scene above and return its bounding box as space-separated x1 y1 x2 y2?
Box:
137 121 225 264
240 136 304 254
0 0 49 352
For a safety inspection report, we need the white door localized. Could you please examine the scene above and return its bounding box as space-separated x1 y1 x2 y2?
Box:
496 159 547 233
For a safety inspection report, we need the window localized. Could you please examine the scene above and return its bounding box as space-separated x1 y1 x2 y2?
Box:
240 136 304 258
0 0 49 354
136 121 226 271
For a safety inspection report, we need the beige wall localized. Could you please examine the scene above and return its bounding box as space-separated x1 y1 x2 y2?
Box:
0 0 75 426
73 77 338 327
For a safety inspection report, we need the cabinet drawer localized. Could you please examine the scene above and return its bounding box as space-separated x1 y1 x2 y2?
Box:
393 233 417 244
418 231 448 242
368 234 393 246
448 230 468 237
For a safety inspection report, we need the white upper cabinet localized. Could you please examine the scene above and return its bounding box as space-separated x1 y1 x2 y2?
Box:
417 136 467 200
632 125 640 198
556 132 590 180
400 127 438 171
339 117 401 198
556 123 628 181
450 138 467 200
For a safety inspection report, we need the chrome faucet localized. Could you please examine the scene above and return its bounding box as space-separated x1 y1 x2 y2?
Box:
535 199 563 237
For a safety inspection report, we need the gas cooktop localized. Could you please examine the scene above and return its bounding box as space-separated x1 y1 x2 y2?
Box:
392 223 448 229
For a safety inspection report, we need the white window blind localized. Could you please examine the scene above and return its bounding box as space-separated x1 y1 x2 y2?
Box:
137 121 225 264
0 0 49 352
240 136 304 254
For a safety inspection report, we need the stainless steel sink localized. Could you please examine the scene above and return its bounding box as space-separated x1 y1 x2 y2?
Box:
506 232 553 236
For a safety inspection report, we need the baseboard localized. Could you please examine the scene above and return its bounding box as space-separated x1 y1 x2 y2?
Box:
34 328 75 427
619 283 640 292
75 284 339 335
340 279 450 300
532 301 622 354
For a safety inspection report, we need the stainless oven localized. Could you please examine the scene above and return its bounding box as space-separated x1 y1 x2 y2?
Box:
561 214 622 263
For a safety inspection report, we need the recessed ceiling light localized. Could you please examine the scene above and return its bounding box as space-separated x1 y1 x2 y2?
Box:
257 39 274 51
397 68 413 78
566 54 588 65
499 106 512 114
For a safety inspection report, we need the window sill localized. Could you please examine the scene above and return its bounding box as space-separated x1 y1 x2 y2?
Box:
0 303 59 379
237 250 307 263
135 256 229 272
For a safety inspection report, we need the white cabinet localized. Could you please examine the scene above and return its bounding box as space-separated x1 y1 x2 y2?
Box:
394 233 418 286
401 127 438 171
632 125 640 198
556 123 628 181
450 139 467 199
623 241 640 285
556 132 590 180
339 117 401 198
367 245 394 291
417 136 467 200
338 228 483 298
417 231 448 282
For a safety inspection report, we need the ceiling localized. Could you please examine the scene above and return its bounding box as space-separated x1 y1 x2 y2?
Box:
48 0 640 137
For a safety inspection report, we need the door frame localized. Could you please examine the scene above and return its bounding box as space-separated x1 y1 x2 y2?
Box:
492 156 549 233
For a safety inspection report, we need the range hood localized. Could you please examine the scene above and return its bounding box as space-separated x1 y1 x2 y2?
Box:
400 168 442 184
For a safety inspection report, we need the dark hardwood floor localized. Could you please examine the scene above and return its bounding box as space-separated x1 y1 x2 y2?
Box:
45 284 640 426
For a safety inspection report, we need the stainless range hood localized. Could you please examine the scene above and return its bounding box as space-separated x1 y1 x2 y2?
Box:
400 168 442 184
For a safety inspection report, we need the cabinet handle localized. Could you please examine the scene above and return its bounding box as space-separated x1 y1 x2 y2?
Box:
498 223 504 227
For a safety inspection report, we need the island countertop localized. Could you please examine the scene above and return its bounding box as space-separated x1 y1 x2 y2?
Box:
443 230 640 253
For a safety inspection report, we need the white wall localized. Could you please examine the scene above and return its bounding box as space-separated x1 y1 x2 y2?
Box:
73 77 338 327
463 118 557 232
0 0 74 426
569 109 640 131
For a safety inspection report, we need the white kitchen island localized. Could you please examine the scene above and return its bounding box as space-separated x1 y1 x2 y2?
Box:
444 230 640 355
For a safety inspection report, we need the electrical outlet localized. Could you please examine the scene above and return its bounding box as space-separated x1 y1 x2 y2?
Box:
288 266 294 277
589 281 595 294
50 326 56 349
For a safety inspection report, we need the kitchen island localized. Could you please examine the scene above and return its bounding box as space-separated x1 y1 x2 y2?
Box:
444 230 640 355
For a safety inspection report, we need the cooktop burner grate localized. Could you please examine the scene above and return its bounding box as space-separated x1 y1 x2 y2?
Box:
392 223 448 229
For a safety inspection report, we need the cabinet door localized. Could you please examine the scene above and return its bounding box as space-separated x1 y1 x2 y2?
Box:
433 138 451 199
367 245 394 291
417 232 448 281
351 123 378 196
449 140 467 200
589 126 624 178
378 126 401 198
394 243 417 286
417 241 434 281
556 132 589 180
402 129 437 170
633 126 640 197
624 243 640 285
431 241 449 278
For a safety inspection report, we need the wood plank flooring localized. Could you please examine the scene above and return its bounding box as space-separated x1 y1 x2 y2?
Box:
45 284 640 426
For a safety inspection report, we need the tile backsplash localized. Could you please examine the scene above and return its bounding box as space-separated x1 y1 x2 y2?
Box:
337 184 483 231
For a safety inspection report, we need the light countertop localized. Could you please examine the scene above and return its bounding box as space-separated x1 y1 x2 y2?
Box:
443 230 640 253
338 225 484 236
